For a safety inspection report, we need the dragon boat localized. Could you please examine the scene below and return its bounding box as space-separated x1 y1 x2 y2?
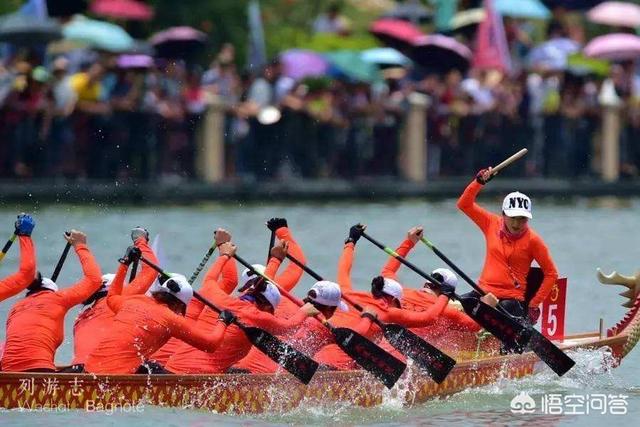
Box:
1 270 639 415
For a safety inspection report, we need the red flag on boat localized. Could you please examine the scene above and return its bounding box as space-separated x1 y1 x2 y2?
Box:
541 278 567 341
472 0 511 73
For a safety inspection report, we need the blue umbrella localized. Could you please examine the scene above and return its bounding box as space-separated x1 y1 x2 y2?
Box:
361 47 411 66
324 50 382 83
495 0 551 19
63 16 134 52
527 38 580 70
0 12 61 45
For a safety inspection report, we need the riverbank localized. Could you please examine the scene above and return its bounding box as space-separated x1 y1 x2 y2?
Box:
1 178 640 204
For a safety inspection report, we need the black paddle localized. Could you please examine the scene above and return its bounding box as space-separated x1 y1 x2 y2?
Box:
189 243 216 285
284 252 456 384
0 233 17 263
139 255 319 385
51 232 72 282
419 235 575 376
360 231 532 353
129 259 138 282
234 253 407 389
267 229 276 263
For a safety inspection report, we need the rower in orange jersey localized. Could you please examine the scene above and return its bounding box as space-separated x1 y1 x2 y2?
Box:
1 230 102 372
313 224 453 370
84 246 233 375
67 227 161 372
150 227 238 367
457 167 559 324
165 241 319 375
0 214 36 303
380 226 480 335
231 218 313 374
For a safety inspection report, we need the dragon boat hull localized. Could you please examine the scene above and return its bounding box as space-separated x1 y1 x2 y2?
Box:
1 278 639 414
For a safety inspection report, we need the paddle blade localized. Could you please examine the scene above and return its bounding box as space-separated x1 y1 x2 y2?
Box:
332 327 406 389
241 325 319 384
459 295 531 352
382 323 456 384
527 327 576 376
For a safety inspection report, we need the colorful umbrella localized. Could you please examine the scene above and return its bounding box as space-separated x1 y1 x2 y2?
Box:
0 12 61 45
587 1 640 28
150 26 207 59
495 0 551 19
63 15 134 52
527 38 581 70
280 49 329 80
324 50 382 83
584 33 640 60
409 34 472 73
90 0 154 21
361 47 411 66
369 18 424 51
117 54 154 69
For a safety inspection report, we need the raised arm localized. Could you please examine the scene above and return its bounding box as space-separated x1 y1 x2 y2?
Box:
337 242 355 292
381 227 423 280
105 262 129 314
456 179 494 232
0 236 36 301
57 231 103 308
529 236 559 306
122 236 159 296
264 219 305 291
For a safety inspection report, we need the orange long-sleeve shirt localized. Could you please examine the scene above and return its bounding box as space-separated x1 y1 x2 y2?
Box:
314 243 449 370
232 229 311 373
71 238 159 365
381 238 480 332
2 243 102 372
84 263 228 374
150 253 236 365
0 236 36 302
165 254 309 374
457 180 559 305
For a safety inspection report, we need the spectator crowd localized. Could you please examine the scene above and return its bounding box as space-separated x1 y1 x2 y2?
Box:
2 3 640 182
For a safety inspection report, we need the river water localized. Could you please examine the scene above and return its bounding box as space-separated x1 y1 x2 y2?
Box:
0 197 639 426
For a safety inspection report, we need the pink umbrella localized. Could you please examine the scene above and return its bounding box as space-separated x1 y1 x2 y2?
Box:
150 26 207 45
90 0 154 21
584 33 640 60
369 18 424 51
587 1 640 28
150 26 207 59
409 34 472 73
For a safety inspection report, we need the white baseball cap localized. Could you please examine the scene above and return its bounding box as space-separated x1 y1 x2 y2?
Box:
502 191 532 219
155 273 193 306
308 280 349 312
101 273 116 289
430 268 458 288
40 277 58 292
239 264 266 289
261 282 281 309
382 278 403 300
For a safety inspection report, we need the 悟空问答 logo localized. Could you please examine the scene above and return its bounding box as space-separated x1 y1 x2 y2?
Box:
510 391 536 414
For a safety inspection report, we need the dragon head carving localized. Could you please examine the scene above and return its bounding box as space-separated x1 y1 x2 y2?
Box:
597 268 640 308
